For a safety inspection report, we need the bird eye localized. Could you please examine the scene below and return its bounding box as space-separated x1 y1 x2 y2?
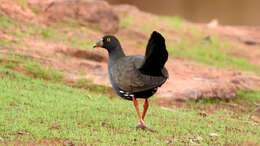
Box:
106 38 111 42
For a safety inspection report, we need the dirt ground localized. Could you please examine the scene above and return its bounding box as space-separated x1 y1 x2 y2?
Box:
0 0 260 101
0 139 74 146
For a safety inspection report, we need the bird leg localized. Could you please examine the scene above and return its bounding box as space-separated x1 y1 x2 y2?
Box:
132 97 156 132
142 99 149 120
132 96 146 129
132 96 144 124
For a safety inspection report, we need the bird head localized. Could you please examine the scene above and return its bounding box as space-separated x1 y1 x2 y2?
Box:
93 35 121 52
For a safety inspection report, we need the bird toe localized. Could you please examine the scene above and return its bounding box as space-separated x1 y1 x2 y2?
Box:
136 122 147 130
136 122 157 132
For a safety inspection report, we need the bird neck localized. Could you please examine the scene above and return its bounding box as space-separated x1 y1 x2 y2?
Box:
108 46 126 62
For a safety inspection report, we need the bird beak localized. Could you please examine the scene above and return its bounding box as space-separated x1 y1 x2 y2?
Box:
93 39 103 48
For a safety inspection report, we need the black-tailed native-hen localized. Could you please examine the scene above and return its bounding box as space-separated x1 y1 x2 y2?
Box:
94 31 168 130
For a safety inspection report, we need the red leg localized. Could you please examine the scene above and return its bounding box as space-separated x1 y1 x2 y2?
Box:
132 96 144 124
132 96 149 130
142 99 149 120
132 97 155 132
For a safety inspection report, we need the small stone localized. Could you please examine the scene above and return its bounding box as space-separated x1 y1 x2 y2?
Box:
209 133 218 137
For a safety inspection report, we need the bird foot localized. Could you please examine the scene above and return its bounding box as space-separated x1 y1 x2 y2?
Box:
136 122 157 132
136 122 147 130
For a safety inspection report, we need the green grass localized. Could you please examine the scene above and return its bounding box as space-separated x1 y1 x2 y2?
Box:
0 38 14 49
0 53 64 81
236 90 260 103
55 19 82 28
0 58 260 145
71 78 113 96
186 90 260 114
0 15 10 28
0 11 260 145
119 14 136 29
162 16 183 30
174 41 260 73
18 0 39 14
22 61 64 81
18 0 27 7
30 7 40 15
0 15 93 49
167 31 260 73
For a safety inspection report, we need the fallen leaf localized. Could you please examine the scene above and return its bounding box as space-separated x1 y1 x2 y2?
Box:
189 139 199 145
250 116 260 123
64 139 74 146
196 136 203 141
209 133 218 137
17 131 29 135
198 111 207 117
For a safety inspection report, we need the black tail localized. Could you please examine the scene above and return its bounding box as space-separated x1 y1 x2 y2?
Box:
139 31 168 76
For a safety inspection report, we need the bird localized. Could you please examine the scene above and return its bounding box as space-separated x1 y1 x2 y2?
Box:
93 31 168 130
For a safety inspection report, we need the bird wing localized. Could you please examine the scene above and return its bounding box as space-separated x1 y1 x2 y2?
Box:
138 31 168 76
110 56 168 93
